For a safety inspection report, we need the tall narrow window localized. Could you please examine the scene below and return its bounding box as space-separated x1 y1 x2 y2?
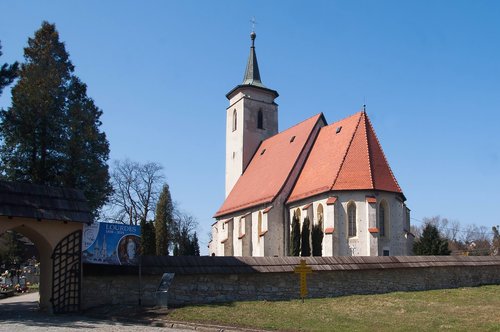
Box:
379 204 386 237
232 109 237 131
239 217 245 237
348 202 357 237
317 204 324 229
257 109 264 129
258 212 263 237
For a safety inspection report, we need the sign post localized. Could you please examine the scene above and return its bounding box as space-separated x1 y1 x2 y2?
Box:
294 259 312 303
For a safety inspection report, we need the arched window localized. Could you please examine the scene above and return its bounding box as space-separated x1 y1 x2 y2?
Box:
317 204 324 229
257 109 264 129
232 109 237 131
379 201 388 237
347 202 356 237
258 212 263 238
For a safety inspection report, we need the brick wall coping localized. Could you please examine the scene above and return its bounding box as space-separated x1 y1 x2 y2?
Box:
83 256 500 276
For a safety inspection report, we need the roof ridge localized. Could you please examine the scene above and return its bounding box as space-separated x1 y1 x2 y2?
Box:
325 111 363 128
330 112 363 190
365 115 403 193
278 113 324 134
363 112 375 189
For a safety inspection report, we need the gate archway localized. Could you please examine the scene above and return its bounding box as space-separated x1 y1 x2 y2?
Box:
0 181 91 313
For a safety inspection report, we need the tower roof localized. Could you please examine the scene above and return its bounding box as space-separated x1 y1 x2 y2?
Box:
287 111 404 203
226 32 278 99
242 31 265 87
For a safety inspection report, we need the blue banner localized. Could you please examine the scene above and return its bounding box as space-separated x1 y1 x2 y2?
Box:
82 222 141 265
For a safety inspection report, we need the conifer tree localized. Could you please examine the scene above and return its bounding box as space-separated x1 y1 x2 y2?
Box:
312 220 323 256
301 216 311 257
140 219 156 255
0 41 18 96
154 184 173 255
191 232 200 256
413 223 451 255
290 212 301 256
0 22 111 217
62 77 111 215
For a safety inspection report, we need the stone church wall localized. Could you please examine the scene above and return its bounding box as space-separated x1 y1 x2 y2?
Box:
82 256 500 309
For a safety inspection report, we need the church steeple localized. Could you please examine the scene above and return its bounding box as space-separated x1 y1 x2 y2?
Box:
242 32 265 88
224 31 279 197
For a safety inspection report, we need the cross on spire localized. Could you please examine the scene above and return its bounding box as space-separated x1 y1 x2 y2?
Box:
250 16 257 32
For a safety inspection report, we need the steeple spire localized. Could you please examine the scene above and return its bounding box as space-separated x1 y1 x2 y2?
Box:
242 31 266 88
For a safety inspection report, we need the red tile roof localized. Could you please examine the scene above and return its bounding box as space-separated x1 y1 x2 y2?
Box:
288 111 402 203
214 114 324 218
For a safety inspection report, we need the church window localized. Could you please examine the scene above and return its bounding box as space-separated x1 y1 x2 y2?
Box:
347 202 357 237
258 212 263 237
239 217 245 237
232 109 237 131
379 202 386 237
317 204 324 229
257 109 264 129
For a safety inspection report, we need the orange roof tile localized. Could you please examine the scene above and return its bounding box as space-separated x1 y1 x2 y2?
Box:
288 111 402 203
214 114 324 217
366 196 377 203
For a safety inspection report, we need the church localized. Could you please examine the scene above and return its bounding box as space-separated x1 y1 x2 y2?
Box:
209 32 413 257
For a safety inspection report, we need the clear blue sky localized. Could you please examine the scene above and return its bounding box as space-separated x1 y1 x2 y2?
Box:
1 1 499 253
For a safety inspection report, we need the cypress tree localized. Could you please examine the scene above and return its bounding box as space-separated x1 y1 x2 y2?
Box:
290 211 301 256
312 222 323 257
140 219 156 255
154 184 173 256
191 232 200 256
301 216 311 257
413 223 451 255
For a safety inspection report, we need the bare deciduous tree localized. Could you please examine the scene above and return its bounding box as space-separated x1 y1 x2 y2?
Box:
105 159 164 225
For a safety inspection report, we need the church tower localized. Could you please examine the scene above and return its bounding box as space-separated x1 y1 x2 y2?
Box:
225 32 279 197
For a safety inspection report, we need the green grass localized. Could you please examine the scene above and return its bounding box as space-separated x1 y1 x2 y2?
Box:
167 285 500 331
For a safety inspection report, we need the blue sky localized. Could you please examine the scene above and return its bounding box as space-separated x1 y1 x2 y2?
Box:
1 1 499 252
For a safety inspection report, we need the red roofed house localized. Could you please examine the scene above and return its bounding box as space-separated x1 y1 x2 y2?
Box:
209 32 413 257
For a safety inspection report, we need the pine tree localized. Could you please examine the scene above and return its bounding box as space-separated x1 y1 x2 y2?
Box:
140 219 156 255
413 223 451 255
0 22 111 217
312 222 323 256
301 216 311 257
0 41 19 96
154 184 173 256
290 212 301 256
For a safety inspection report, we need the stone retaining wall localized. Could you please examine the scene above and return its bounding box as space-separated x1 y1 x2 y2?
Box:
82 256 500 309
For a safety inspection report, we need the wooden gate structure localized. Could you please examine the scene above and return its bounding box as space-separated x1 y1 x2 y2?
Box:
0 181 91 313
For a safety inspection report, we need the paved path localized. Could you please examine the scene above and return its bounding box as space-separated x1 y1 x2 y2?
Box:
0 293 193 332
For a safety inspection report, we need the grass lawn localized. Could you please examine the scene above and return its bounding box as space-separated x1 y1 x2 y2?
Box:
167 285 500 331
